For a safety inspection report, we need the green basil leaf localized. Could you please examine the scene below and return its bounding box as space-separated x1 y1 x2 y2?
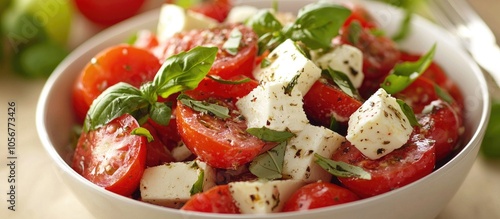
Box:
314 153 371 180
249 141 287 180
223 28 242 56
324 68 361 100
149 102 172 126
246 9 283 37
381 44 436 94
434 84 454 104
131 127 154 142
207 75 251 84
284 2 351 50
247 127 295 142
347 21 363 45
178 94 230 119
257 31 286 55
329 116 339 132
284 74 300 95
153 46 218 98
396 99 421 127
392 11 412 41
190 168 204 195
84 82 149 132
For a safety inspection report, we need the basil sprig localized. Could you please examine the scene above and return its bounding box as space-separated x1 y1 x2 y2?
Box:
247 127 295 180
323 68 362 100
247 2 351 53
177 94 230 120
381 44 436 94
314 153 371 180
283 2 351 50
83 46 218 132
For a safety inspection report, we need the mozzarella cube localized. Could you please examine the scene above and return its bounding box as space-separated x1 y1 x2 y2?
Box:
140 160 216 208
313 44 365 88
229 179 305 214
156 4 218 42
346 88 413 159
236 81 309 132
254 39 322 95
283 124 345 183
225 5 259 23
171 141 193 162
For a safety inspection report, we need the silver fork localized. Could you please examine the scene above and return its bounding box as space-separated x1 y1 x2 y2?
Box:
428 0 500 98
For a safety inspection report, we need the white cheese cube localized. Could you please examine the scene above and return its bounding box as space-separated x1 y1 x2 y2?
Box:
171 141 192 162
254 39 322 95
140 160 216 208
346 88 413 159
236 81 309 132
156 4 218 42
225 5 259 23
313 44 365 88
229 179 305 214
283 124 345 183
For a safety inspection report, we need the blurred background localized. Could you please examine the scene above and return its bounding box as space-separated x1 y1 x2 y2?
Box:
0 0 498 218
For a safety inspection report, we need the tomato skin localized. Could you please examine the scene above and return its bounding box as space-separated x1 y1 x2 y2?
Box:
142 123 176 167
176 91 266 169
396 76 441 114
282 182 360 212
342 2 378 29
154 23 258 79
72 45 161 123
189 0 232 23
194 76 259 101
181 185 240 213
332 134 435 198
72 114 147 196
416 101 463 162
74 0 146 26
303 80 362 128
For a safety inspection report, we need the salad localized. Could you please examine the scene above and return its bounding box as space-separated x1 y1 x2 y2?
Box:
70 0 464 214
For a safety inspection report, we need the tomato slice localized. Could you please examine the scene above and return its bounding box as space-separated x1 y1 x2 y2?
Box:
154 23 258 79
176 91 267 169
395 76 442 114
181 185 240 213
416 100 463 162
189 0 232 23
303 80 362 130
72 114 147 196
342 2 378 29
194 75 258 101
282 182 360 212
72 45 161 123
331 132 435 198
74 0 146 26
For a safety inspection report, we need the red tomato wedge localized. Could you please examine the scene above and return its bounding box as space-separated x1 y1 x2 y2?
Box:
193 76 258 101
303 80 362 129
189 0 232 23
154 23 258 79
72 45 161 123
395 76 441 114
176 91 267 169
282 182 360 212
181 185 240 213
72 114 147 196
332 133 435 198
416 100 463 162
342 2 378 29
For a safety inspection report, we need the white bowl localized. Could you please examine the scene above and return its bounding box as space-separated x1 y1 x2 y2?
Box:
36 0 490 218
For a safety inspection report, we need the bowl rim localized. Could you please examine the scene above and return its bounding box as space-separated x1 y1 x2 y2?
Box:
35 0 491 218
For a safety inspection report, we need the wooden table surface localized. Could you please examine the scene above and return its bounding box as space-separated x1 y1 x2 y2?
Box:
0 0 499 218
